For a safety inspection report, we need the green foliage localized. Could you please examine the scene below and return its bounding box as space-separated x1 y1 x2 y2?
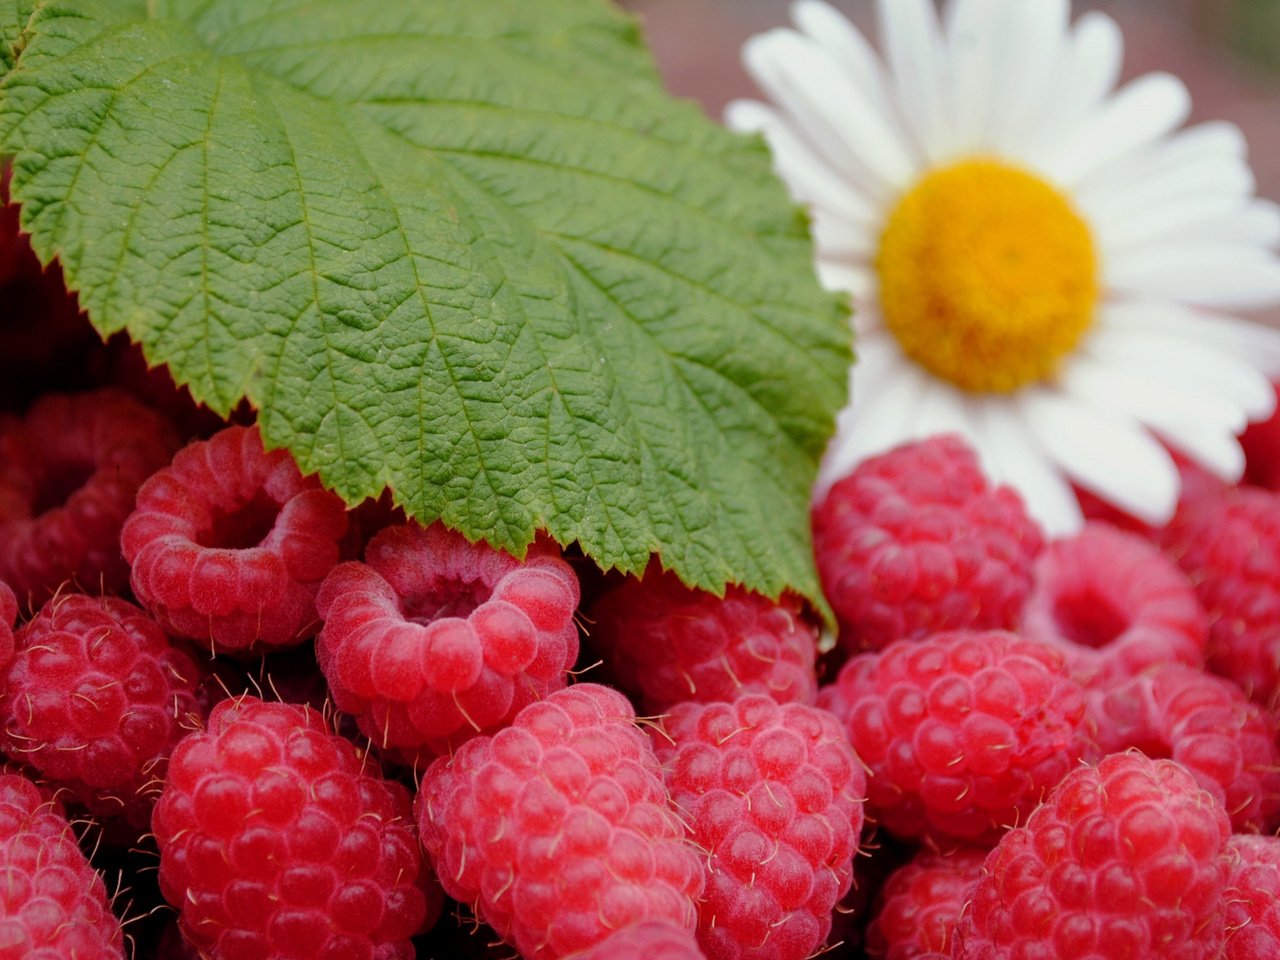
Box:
0 0 850 608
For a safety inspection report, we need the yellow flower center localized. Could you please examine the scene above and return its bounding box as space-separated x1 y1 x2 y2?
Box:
876 159 1098 393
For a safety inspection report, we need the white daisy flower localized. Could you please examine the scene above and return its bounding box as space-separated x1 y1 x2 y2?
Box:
728 0 1280 534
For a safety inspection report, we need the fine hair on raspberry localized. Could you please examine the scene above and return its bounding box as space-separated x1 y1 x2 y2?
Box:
316 521 581 761
819 629 1093 845
0 388 178 604
122 424 349 653
811 434 1043 653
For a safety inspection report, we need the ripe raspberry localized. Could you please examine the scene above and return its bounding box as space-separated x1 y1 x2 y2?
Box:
812 435 1043 652
153 696 438 960
651 695 865 960
417 684 703 960
1087 663 1280 832
0 580 15 674
953 753 1232 960
566 921 706 959
1021 523 1207 686
588 567 817 711
122 424 349 653
819 630 1092 845
317 522 580 761
0 593 201 832
0 388 178 603
1161 486 1280 703
1224 834 1280 960
1241 383 1280 492
864 848 985 960
0 772 125 958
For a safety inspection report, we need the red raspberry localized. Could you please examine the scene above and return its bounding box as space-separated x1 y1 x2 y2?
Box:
122 424 349 653
819 630 1093 845
0 772 125 958
1087 663 1280 832
1162 486 1280 703
1241 383 1280 492
0 593 201 832
1224 834 1280 960
864 848 985 960
1021 523 1207 686
0 388 178 603
0 580 15 673
651 695 865 960
588 567 817 711
812 435 1043 652
153 696 438 960
317 522 580 761
417 684 703 960
567 921 706 959
954 753 1231 960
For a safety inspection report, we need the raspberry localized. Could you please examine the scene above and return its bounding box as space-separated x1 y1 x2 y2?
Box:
588 567 817 711
819 630 1093 845
417 683 703 960
153 696 438 960
651 695 865 960
1241 383 1280 492
953 753 1232 960
317 522 580 761
1020 523 1207 686
864 848 985 960
566 920 706 959
0 772 125 958
0 580 14 674
1161 486 1280 703
0 388 178 603
0 594 201 832
1224 834 1280 960
1087 663 1280 832
811 435 1043 652
122 424 349 653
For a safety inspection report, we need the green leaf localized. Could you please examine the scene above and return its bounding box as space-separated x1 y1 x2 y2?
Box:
1 0 33 72
0 0 850 609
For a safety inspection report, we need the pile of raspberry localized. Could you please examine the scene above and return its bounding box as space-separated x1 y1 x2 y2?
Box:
5 186 1280 960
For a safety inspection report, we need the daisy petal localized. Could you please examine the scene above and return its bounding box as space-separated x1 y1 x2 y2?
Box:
877 0 953 161
1094 194 1246 255
792 0 890 108
1153 425 1246 483
1107 242 1280 309
988 0 1070 157
944 0 1010 151
1189 201 1280 248
1086 314 1276 419
742 30 917 195
974 401 1082 536
1058 353 1246 434
724 100 880 226
1020 388 1178 526
811 209 876 260
1044 72 1191 187
815 261 875 300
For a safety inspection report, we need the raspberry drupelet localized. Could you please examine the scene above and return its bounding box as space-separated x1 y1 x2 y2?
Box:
1087 662 1280 833
566 920 707 959
1224 834 1280 960
153 696 438 960
417 683 704 960
1021 523 1207 686
650 695 865 960
0 593 201 832
0 388 178 604
819 629 1093 845
588 566 818 711
954 753 1232 960
122 424 349 654
0 580 14 673
1161 485 1280 704
0 773 125 958
811 435 1043 653
864 848 986 960
317 522 580 761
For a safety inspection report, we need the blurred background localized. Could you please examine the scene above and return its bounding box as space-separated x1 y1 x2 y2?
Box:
620 0 1280 201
